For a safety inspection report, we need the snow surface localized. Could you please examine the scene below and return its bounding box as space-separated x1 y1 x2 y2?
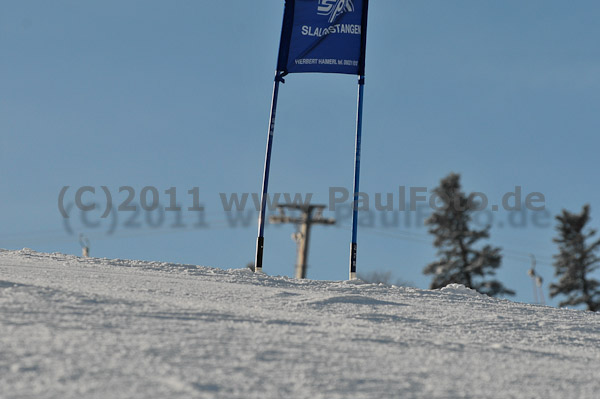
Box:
0 249 599 398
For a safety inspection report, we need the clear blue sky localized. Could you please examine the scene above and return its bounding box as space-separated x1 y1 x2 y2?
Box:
2 1 599 306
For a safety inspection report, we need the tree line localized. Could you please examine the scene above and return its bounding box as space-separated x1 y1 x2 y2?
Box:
423 173 599 311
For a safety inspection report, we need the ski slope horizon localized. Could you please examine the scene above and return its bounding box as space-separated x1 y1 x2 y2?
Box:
1 248 599 398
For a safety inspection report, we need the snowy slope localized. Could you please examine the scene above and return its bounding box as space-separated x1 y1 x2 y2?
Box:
0 249 598 399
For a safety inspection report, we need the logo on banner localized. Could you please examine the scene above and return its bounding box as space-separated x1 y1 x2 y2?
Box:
317 0 355 23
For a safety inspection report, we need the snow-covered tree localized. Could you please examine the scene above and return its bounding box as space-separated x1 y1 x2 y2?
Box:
550 205 600 312
423 173 514 297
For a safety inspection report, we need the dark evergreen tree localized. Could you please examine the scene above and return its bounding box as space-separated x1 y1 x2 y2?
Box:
550 205 600 312
423 173 514 297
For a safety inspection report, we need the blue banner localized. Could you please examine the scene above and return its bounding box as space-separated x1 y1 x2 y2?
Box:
277 0 369 76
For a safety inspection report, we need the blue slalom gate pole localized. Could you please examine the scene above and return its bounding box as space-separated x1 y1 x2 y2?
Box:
255 72 285 273
349 75 365 280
